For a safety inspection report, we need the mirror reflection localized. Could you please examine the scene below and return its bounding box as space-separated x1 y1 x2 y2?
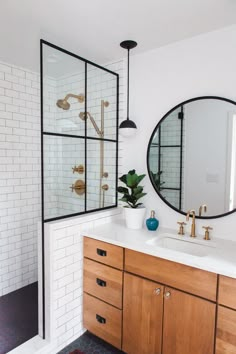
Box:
147 97 236 218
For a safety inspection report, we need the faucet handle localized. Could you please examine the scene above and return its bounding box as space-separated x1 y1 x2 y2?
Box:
202 226 213 240
177 221 187 235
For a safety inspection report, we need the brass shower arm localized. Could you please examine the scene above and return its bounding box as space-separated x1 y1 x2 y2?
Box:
64 93 84 103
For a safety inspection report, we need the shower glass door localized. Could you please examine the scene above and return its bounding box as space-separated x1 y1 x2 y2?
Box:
41 41 118 221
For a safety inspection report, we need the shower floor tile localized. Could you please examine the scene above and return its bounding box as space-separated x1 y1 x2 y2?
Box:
58 331 125 354
0 282 38 354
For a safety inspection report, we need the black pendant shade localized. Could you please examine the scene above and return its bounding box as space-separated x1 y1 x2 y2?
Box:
119 119 137 129
119 40 137 137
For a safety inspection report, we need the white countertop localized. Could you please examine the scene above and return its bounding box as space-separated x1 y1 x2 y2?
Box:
83 217 236 278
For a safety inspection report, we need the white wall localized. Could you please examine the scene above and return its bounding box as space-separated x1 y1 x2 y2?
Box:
122 25 236 239
0 61 40 296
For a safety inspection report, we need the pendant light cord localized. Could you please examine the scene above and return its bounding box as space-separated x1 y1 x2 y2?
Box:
127 48 130 120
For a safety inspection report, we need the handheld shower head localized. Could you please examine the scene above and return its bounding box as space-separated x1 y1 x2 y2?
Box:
56 99 70 110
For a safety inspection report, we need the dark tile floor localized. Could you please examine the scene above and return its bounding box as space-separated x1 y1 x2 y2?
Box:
0 282 38 354
58 331 125 354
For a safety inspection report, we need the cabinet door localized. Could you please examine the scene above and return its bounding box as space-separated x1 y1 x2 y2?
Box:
216 305 236 354
163 287 215 354
123 273 164 354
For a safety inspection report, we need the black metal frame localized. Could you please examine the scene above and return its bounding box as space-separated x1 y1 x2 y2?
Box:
40 40 119 337
147 95 236 220
155 105 184 210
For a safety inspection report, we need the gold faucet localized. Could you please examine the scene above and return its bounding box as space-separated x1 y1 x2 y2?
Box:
199 204 207 216
186 209 196 237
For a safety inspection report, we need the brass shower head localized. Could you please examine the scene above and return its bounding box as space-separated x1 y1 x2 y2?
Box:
57 99 70 110
56 93 84 110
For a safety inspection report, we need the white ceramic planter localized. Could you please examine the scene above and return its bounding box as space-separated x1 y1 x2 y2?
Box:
124 207 146 229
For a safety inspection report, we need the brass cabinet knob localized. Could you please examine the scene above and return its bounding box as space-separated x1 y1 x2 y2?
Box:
153 288 161 295
202 226 213 240
164 291 171 298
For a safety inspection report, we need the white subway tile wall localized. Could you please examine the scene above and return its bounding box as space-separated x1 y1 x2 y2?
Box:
0 61 40 296
0 54 124 305
0 55 125 300
42 209 122 354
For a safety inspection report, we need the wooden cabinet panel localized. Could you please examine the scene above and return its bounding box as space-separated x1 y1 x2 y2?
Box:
84 237 124 269
83 258 123 309
83 293 122 349
216 305 236 354
218 275 236 310
122 273 163 354
125 249 217 301
163 287 216 354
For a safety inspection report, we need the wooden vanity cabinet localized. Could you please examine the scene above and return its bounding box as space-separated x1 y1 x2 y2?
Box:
123 273 164 354
83 237 124 349
216 275 236 354
123 249 217 354
83 238 236 354
162 287 215 354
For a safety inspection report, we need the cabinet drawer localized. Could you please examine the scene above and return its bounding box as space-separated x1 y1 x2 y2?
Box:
84 258 123 308
84 237 124 269
83 293 122 349
125 249 217 301
218 275 236 310
216 305 236 354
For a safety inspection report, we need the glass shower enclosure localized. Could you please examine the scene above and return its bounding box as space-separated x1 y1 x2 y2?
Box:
41 40 119 222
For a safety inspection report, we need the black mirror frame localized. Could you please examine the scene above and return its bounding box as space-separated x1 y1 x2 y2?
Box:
147 95 236 219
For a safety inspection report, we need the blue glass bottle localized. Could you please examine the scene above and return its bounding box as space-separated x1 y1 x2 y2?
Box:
146 210 159 231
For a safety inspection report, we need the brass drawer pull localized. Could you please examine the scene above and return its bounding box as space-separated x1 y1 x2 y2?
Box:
96 278 107 287
96 314 106 324
97 248 107 257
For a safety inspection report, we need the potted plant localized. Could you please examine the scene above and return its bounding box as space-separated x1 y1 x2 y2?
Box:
117 169 147 229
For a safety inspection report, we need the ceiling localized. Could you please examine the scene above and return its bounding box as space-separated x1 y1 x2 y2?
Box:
1 0 236 72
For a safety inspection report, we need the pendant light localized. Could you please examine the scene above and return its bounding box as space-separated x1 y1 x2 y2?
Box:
119 40 137 137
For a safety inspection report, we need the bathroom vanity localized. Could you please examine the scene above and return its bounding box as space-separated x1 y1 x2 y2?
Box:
82 221 236 354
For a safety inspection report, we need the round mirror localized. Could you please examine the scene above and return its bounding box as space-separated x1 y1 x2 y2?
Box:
147 96 236 218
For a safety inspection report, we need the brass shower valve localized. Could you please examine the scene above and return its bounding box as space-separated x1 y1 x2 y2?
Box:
70 180 85 196
72 165 84 174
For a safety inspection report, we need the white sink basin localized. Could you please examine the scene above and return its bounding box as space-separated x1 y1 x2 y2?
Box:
146 233 214 257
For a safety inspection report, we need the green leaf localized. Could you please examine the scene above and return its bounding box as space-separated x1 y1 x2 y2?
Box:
135 192 147 201
119 174 127 184
119 197 128 202
133 186 143 195
128 169 136 175
132 203 143 208
136 174 146 185
127 173 139 188
117 186 129 194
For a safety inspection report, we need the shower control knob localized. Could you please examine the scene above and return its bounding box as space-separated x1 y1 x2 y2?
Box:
102 184 109 191
72 165 84 174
